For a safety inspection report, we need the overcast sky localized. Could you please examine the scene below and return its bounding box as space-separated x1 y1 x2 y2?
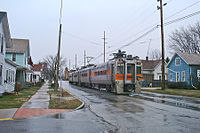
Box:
1 0 200 68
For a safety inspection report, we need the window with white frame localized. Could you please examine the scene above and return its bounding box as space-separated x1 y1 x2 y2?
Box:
158 75 162 80
169 73 173 82
0 65 2 85
182 71 185 82
175 58 181 66
176 72 180 82
1 35 4 53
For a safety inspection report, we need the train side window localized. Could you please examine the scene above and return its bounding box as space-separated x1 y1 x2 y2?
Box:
117 66 123 74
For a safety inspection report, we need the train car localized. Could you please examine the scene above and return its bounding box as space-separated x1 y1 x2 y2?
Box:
69 50 142 94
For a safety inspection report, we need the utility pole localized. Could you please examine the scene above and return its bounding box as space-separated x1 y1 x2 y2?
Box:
103 31 106 63
75 54 77 68
157 0 166 90
69 59 71 70
55 0 63 91
84 50 86 66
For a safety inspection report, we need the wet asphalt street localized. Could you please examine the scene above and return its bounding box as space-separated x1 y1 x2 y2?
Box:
1 81 200 133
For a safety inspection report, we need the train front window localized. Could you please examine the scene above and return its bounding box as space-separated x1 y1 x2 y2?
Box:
117 66 124 74
136 66 141 74
127 65 132 74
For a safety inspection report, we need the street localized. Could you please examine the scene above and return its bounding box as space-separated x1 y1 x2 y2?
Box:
1 81 200 133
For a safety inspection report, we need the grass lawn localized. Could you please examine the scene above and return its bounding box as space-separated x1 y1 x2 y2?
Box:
48 90 82 109
142 88 200 98
0 86 41 109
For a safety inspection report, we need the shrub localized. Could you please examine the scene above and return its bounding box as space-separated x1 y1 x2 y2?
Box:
15 82 22 94
167 82 191 89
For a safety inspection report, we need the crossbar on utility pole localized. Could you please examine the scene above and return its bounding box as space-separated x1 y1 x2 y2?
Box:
157 0 165 90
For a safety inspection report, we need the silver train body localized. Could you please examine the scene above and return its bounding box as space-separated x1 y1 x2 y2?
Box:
69 55 142 94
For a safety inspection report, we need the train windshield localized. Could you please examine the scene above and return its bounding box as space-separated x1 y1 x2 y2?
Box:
117 66 124 74
127 65 132 74
136 66 141 74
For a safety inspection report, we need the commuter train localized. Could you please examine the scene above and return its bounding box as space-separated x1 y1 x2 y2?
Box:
69 50 142 94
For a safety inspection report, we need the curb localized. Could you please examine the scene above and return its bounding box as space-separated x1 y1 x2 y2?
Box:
62 88 85 110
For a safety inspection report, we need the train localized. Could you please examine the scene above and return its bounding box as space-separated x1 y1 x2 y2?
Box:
69 50 142 94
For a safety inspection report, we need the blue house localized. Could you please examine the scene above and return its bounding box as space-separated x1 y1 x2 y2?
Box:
167 52 200 89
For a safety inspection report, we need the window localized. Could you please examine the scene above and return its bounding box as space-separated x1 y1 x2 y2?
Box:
136 66 141 74
117 66 124 74
12 53 16 62
127 65 132 74
0 65 2 85
169 74 173 82
158 75 162 80
182 71 185 82
175 58 181 66
1 35 3 53
176 72 180 82
6 70 8 83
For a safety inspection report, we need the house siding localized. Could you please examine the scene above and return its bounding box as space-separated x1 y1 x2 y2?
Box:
190 65 200 87
168 54 191 85
6 53 25 67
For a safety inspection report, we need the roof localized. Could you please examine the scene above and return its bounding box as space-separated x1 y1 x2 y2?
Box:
141 59 161 70
5 58 18 67
177 52 200 65
6 39 29 54
0 12 12 48
32 64 42 71
167 52 200 67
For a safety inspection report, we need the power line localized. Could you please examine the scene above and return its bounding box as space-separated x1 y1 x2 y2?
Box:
165 1 200 20
92 9 200 62
62 32 102 46
165 10 200 26
111 1 200 46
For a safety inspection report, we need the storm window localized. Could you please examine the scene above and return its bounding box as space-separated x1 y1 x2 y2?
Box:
176 72 180 82
1 35 3 53
175 58 181 66
169 74 173 82
182 71 185 82
0 65 2 85
12 53 16 62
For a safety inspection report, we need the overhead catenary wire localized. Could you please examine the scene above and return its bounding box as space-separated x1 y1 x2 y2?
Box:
62 32 102 46
112 1 200 47
91 9 200 62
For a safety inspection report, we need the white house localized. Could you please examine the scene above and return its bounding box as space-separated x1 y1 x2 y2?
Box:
32 63 43 83
141 56 167 85
0 12 17 95
5 59 17 92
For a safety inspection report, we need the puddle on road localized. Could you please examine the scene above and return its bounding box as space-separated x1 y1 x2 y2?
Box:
112 103 144 113
133 95 200 112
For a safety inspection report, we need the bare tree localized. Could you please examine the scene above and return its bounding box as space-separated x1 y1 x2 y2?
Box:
149 49 161 60
168 22 200 54
42 55 66 83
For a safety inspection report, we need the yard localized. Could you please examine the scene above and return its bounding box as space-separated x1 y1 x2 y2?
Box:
48 89 82 109
0 86 41 109
142 88 200 98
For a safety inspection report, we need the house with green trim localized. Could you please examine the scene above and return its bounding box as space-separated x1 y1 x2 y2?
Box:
6 38 33 88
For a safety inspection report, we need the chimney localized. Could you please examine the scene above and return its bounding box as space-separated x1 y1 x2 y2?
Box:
146 56 148 61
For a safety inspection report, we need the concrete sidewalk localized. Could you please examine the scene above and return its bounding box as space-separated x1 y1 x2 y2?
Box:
0 82 71 120
13 82 70 119
21 82 50 108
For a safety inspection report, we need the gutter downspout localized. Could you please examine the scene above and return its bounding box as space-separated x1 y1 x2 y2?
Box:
190 67 197 89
